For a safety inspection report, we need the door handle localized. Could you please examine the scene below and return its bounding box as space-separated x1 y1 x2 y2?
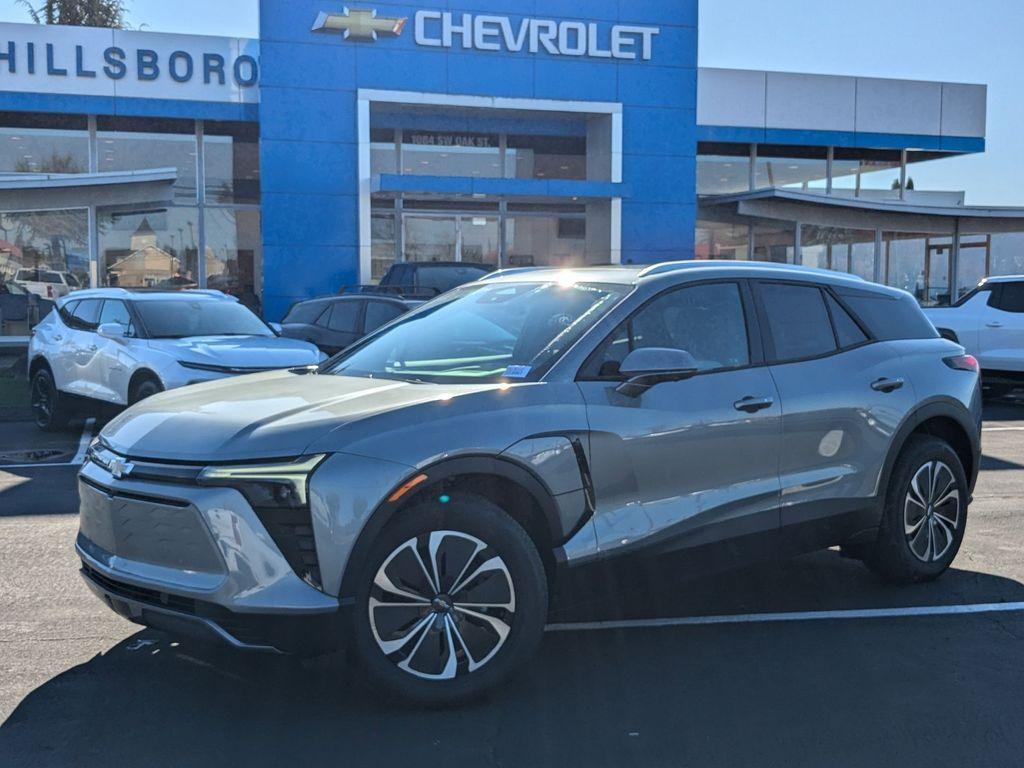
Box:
986 321 1003 328
871 377 904 393
733 395 774 413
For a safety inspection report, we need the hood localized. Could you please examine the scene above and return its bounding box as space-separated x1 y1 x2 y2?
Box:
100 369 509 462
152 335 322 368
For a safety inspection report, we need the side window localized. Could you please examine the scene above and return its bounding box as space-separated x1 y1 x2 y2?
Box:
69 299 102 331
326 301 361 333
990 282 1024 313
825 293 869 348
364 301 404 333
59 299 80 326
591 282 750 377
759 283 836 362
99 300 134 336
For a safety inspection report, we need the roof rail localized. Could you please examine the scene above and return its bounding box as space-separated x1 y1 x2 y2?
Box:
638 259 866 281
477 267 549 281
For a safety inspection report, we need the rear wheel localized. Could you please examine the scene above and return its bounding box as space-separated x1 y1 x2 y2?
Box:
866 435 968 583
30 367 71 432
349 493 547 705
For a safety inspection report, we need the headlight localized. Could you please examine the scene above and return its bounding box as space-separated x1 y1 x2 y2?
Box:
197 454 327 508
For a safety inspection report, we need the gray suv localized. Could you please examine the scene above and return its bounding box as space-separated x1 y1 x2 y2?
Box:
77 262 981 703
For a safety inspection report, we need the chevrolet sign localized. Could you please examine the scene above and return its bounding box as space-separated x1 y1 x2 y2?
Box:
312 8 407 41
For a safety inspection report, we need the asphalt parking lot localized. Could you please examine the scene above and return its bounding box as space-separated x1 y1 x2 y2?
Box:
1 407 1023 767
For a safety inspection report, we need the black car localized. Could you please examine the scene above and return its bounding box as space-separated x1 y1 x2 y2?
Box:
342 261 495 300
278 295 414 355
0 280 55 335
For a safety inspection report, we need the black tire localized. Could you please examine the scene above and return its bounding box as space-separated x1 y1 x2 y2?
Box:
129 376 163 404
30 367 71 432
349 493 547 706
866 435 969 584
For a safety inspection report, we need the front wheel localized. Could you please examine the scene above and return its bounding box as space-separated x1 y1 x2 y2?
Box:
31 368 71 432
866 435 968 584
349 493 547 705
129 377 163 404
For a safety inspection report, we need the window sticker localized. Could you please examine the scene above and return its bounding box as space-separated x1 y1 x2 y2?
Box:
504 365 532 379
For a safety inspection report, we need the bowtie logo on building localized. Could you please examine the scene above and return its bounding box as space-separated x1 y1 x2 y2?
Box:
312 7 408 41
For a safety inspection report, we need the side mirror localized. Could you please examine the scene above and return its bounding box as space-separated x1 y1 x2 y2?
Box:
615 347 699 397
268 322 283 335
96 322 128 342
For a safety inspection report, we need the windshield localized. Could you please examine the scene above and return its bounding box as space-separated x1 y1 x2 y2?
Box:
327 280 627 384
135 299 272 339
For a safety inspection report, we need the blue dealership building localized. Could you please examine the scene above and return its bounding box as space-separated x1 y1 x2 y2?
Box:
1 0 1021 333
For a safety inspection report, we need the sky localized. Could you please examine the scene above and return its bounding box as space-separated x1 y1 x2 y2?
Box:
0 0 1021 206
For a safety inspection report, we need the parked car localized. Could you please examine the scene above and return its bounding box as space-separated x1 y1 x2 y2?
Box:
924 275 1024 398
0 279 55 335
12 267 81 299
77 262 980 704
28 288 323 431
279 295 416 355
343 260 495 300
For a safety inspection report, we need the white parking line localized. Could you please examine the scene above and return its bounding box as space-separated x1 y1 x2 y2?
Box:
545 601 1024 633
0 418 95 471
982 426 1024 432
71 418 96 465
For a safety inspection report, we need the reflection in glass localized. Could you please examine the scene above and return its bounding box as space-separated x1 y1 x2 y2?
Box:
988 231 1024 276
956 236 988 299
371 128 397 176
403 216 458 261
203 122 260 205
97 123 198 201
371 211 397 280
460 216 499 266
832 149 901 197
0 209 89 292
506 215 585 268
0 125 88 174
800 225 875 275
695 220 750 260
884 233 952 306
98 207 200 289
752 220 795 263
204 208 262 313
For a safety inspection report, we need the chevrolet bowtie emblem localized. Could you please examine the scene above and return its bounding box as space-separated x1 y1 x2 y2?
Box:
109 458 134 480
312 7 408 41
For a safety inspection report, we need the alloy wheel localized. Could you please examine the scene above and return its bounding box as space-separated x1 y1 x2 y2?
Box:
31 375 52 423
904 460 960 563
368 531 515 680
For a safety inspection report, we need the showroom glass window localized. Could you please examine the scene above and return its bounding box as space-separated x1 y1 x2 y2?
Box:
884 233 952 306
506 204 586 268
96 117 198 201
98 208 200 289
506 135 586 180
203 121 260 205
0 113 88 174
0 208 89 292
754 145 828 192
832 148 901 197
697 144 752 195
401 131 501 177
204 208 262 313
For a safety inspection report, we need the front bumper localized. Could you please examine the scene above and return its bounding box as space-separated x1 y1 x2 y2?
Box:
76 456 341 653
79 556 342 654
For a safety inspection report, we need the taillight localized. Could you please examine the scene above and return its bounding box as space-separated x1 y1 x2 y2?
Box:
944 354 979 372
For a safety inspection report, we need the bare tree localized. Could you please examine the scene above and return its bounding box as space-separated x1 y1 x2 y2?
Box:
16 0 127 28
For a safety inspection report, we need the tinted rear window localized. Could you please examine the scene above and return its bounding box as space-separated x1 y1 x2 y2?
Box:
825 293 869 348
284 301 327 324
759 283 837 361
835 287 938 341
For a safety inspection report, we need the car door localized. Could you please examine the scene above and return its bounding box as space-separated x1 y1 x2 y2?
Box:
93 299 137 404
363 299 406 335
64 298 103 398
977 281 1024 373
753 281 917 552
321 299 363 353
578 280 783 564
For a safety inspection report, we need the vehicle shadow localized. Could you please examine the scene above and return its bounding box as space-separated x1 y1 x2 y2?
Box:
3 554 1023 768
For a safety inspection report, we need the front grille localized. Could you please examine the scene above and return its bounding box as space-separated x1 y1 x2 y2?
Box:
252 507 321 589
82 562 196 614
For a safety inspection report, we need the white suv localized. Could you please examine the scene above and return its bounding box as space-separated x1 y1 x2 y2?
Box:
925 276 1024 397
28 288 324 430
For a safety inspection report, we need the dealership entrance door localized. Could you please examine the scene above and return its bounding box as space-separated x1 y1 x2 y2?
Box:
402 213 500 266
